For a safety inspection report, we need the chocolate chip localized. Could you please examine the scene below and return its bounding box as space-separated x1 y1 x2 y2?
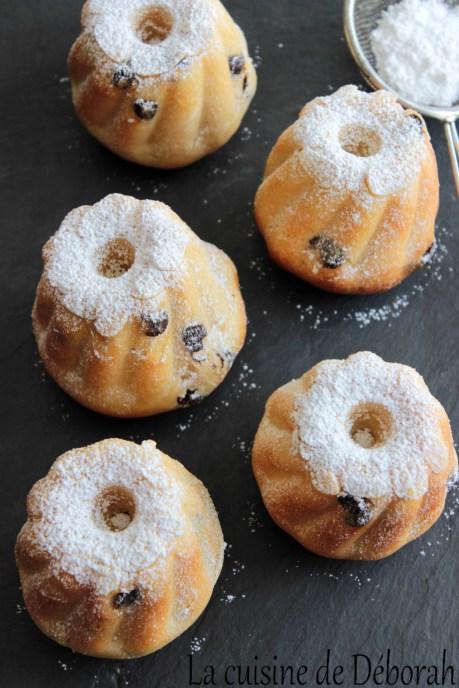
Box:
142 312 169 337
309 235 345 269
113 65 137 90
177 389 203 407
309 235 322 248
133 99 158 120
229 55 245 75
338 493 373 528
113 588 141 608
182 324 207 353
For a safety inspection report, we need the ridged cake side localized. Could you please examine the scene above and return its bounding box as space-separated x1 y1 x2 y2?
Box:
252 353 457 560
68 0 257 168
32 195 247 417
254 87 439 294
16 439 225 658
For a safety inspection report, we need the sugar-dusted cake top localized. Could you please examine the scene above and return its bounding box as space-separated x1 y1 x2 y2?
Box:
43 194 192 336
24 440 184 595
294 352 449 499
293 85 428 197
83 0 218 76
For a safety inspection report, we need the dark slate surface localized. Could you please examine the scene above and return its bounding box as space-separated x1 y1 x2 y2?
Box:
1 1 458 686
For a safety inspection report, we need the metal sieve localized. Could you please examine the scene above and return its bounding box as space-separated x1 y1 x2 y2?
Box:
344 0 459 196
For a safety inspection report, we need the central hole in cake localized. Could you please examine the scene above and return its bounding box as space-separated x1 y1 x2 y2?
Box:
98 238 135 278
349 403 393 448
339 125 382 157
137 6 174 45
97 486 136 532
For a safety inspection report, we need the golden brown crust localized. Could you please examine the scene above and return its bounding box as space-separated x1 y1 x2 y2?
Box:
32 204 247 418
68 0 257 168
252 362 457 560
254 104 439 295
16 439 225 658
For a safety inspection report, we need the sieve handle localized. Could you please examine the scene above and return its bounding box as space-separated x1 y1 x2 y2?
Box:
444 121 459 197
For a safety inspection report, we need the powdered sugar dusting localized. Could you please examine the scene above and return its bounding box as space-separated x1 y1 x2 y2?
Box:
294 352 452 499
190 636 207 654
44 194 191 336
293 85 428 197
370 0 459 107
85 0 217 76
24 440 184 595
